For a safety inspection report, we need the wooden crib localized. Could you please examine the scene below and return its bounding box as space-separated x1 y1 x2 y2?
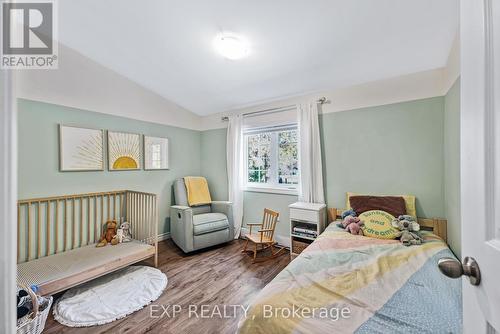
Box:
16 190 159 295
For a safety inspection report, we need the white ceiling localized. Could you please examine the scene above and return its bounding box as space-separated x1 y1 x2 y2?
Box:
59 0 459 116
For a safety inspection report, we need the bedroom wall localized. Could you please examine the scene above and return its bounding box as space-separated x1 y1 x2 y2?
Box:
444 79 461 257
200 129 228 201
16 44 201 130
201 97 446 244
320 96 445 217
17 93 454 249
17 99 202 238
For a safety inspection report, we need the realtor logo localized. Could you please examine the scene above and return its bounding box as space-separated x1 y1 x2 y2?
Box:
1 1 58 69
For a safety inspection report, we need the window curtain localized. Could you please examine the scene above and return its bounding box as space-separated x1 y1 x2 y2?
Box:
226 114 244 238
298 101 325 204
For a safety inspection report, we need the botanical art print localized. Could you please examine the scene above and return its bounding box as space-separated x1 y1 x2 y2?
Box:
108 131 141 170
59 125 104 171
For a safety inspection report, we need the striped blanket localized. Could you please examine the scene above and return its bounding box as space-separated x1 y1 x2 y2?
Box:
238 224 462 334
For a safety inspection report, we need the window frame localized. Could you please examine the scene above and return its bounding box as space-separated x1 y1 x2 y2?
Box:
243 124 299 195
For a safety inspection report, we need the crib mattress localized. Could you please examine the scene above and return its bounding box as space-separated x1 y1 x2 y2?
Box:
17 240 155 295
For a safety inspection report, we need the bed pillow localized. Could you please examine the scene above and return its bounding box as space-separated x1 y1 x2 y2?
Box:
346 192 417 218
359 210 399 239
349 195 406 217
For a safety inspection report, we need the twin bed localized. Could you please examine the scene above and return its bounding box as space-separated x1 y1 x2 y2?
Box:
238 212 461 333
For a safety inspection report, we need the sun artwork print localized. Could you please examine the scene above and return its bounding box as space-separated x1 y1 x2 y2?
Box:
107 131 141 170
59 125 104 171
73 134 104 169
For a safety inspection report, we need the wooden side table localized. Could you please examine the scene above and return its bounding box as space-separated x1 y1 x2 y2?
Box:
289 202 326 259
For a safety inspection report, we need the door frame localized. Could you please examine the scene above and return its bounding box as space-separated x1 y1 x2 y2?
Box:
0 69 17 333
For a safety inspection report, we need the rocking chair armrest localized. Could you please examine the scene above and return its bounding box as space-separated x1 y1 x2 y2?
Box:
247 222 263 234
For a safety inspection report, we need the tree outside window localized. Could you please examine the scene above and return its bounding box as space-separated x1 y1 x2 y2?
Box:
245 127 298 189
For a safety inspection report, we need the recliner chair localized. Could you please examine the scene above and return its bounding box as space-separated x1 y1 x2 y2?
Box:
170 178 234 253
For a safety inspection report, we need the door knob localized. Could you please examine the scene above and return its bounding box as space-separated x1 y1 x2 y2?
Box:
438 256 481 286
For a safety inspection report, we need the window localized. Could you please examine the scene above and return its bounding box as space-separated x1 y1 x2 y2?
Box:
245 125 299 193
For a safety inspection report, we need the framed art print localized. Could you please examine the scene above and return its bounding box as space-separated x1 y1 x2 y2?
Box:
107 131 141 170
144 135 169 170
59 125 104 171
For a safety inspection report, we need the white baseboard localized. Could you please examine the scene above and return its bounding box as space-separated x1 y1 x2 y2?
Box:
161 229 289 247
240 227 290 248
157 232 171 242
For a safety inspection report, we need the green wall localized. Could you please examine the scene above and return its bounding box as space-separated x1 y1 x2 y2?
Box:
444 79 461 257
320 96 445 218
19 95 455 248
201 96 447 243
200 129 228 201
17 99 201 236
243 191 297 240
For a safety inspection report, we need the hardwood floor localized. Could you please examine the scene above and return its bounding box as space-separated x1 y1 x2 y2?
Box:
43 239 290 334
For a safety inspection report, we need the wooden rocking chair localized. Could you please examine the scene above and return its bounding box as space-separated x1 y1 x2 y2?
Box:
241 208 285 262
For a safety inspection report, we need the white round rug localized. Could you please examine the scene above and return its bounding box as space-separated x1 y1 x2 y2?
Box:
53 266 167 327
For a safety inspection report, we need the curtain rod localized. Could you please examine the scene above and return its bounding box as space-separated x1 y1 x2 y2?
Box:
221 96 329 122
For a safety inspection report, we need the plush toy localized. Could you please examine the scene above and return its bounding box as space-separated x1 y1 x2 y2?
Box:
17 288 30 319
391 215 423 246
120 221 132 242
337 209 358 228
342 215 364 235
96 220 119 247
341 209 357 220
112 228 123 244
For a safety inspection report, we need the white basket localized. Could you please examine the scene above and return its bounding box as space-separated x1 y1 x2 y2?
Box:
16 285 53 334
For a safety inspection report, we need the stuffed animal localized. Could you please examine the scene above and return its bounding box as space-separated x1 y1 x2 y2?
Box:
120 221 132 242
391 215 423 246
341 209 357 220
96 220 119 247
337 209 358 228
342 215 364 235
112 228 124 244
17 288 30 319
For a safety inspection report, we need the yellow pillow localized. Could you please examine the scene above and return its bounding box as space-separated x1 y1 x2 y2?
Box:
346 192 417 218
359 210 398 239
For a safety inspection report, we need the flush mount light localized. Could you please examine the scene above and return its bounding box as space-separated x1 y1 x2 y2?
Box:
213 33 250 60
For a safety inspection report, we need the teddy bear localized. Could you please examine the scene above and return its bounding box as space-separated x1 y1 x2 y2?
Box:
391 215 423 246
96 220 119 247
342 215 364 235
120 221 132 242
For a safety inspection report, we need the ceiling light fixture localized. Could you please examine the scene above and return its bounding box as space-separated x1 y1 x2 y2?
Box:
213 33 250 60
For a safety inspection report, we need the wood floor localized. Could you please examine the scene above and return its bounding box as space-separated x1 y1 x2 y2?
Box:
43 239 290 334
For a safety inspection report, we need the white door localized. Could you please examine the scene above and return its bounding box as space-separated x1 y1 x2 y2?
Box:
460 0 500 332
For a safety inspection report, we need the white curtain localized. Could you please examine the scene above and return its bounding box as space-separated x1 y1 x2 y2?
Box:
298 101 325 204
226 114 244 238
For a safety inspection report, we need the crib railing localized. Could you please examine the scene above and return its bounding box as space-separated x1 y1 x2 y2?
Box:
17 190 158 264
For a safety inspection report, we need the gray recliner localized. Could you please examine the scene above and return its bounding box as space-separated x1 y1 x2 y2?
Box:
170 178 234 253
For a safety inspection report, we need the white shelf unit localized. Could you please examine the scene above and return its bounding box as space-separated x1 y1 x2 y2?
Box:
289 202 326 259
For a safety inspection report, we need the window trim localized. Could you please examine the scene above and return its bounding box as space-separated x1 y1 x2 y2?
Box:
244 185 299 196
243 124 299 195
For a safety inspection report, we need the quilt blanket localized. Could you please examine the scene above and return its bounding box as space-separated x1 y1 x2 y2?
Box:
238 224 462 334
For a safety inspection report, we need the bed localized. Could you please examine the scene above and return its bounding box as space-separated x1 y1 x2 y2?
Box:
238 218 461 333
